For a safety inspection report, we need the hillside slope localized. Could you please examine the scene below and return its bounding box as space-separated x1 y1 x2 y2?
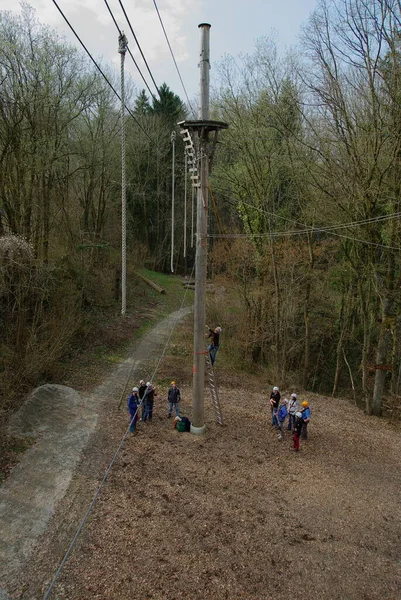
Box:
7 377 401 600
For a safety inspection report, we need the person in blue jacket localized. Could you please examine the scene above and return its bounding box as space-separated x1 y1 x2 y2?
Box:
277 398 288 441
128 387 140 433
300 400 311 439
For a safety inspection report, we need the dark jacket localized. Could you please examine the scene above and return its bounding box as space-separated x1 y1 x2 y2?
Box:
145 386 156 404
293 418 303 437
208 329 220 347
168 386 181 403
270 391 281 409
138 384 147 400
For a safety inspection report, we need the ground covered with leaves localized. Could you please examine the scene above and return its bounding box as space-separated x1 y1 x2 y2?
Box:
13 382 401 600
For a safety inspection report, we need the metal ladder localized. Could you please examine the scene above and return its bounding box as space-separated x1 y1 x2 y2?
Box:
205 352 223 425
180 128 200 188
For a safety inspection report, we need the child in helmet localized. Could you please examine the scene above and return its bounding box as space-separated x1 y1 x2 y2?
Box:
291 412 303 451
287 393 298 431
300 400 311 439
127 387 140 433
167 381 181 418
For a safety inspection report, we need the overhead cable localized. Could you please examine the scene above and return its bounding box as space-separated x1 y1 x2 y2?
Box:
208 188 401 250
208 211 401 237
117 0 160 95
152 0 196 117
103 0 157 103
208 230 401 251
51 0 151 140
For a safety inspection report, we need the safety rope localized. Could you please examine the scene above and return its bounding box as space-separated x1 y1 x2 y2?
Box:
184 151 187 258
171 131 176 273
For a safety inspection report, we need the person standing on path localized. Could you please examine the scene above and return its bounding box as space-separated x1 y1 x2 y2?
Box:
291 411 303 451
206 325 221 366
138 379 147 420
143 382 157 422
300 401 311 439
167 381 181 418
269 386 281 427
287 393 298 432
127 387 140 433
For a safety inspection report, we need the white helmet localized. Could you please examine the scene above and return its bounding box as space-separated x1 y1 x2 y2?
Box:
295 412 302 418
273 386 279 392
291 393 297 399
132 387 139 392
146 382 151 386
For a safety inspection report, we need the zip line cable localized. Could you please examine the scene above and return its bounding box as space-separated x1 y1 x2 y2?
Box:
103 0 158 102
209 188 401 250
51 0 151 141
208 211 401 237
42 267 195 600
209 227 401 251
152 0 196 117
117 0 160 95
211 183 401 234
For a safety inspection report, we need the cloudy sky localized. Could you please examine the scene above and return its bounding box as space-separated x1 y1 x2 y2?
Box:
0 0 318 106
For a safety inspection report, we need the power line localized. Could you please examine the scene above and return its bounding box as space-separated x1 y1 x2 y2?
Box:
210 183 401 249
103 0 158 103
51 0 151 140
152 0 196 117
117 0 160 95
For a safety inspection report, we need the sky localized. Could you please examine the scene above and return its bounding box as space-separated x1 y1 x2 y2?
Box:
0 0 319 108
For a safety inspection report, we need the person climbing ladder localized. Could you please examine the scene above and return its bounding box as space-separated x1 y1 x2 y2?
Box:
206 325 222 366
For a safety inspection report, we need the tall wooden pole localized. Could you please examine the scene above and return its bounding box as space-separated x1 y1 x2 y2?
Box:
191 23 211 435
119 32 128 315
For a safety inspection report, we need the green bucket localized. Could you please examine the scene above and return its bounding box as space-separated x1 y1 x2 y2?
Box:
176 421 187 432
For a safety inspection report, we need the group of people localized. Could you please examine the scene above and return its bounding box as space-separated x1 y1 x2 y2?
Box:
127 380 182 433
269 386 311 452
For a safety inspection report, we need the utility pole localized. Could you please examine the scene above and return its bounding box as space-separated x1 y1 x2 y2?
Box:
119 32 128 315
191 23 211 434
178 24 228 435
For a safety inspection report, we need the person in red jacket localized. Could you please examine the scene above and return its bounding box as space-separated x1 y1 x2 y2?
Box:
291 412 303 452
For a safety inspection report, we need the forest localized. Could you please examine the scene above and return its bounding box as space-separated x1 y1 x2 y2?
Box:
1 0 401 419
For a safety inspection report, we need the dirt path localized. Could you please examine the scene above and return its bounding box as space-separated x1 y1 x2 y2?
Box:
0 307 191 600
2 306 401 599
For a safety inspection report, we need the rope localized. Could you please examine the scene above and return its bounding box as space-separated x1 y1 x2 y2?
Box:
171 131 176 273
191 175 195 248
184 152 187 258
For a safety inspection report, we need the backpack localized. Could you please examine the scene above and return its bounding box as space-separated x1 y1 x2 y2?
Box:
181 416 191 432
